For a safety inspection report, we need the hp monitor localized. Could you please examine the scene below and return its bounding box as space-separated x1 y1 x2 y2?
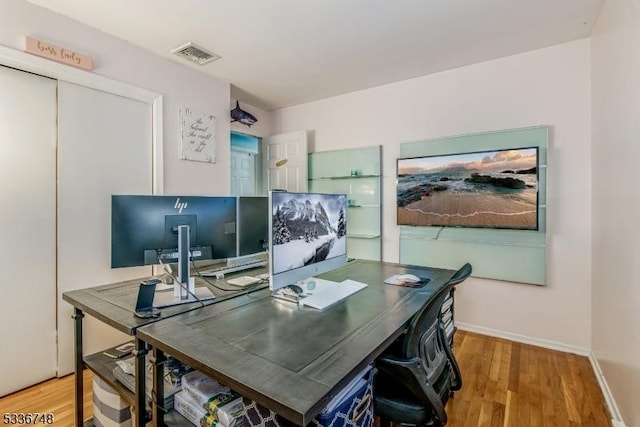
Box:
111 195 237 268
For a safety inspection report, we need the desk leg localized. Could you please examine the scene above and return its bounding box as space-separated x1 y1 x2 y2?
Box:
71 308 84 427
151 347 166 427
133 339 148 427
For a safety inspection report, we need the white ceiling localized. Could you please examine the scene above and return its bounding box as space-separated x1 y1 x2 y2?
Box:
26 0 602 111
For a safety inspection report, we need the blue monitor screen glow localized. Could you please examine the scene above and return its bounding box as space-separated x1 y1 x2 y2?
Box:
111 195 237 268
269 191 347 291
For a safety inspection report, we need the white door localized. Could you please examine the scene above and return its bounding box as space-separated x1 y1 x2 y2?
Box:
231 149 257 196
0 66 57 396
57 82 153 375
265 131 308 192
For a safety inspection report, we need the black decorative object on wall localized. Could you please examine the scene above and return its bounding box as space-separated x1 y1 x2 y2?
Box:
230 101 258 127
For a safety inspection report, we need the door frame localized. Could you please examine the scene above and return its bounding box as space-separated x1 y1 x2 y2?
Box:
0 44 164 193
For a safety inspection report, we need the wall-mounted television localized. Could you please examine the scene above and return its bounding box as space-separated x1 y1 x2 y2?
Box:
397 147 539 230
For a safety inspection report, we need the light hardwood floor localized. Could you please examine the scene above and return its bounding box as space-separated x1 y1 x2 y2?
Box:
0 370 93 426
0 331 611 426
446 331 611 426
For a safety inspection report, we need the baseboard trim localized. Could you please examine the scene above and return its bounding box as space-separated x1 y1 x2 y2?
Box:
456 322 590 356
589 352 625 426
455 322 625 426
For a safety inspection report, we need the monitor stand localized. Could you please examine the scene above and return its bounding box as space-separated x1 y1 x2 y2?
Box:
272 286 303 304
176 224 193 300
152 224 215 308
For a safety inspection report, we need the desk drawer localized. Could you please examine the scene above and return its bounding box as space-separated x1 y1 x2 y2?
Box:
241 366 374 427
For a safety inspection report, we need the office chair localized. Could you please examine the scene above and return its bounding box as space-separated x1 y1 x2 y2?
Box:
374 263 472 427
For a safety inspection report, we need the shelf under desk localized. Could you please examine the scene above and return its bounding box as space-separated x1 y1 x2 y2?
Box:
63 266 269 427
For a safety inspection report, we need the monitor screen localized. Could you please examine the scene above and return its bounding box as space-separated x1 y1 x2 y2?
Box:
237 196 268 257
397 147 539 230
111 195 237 268
269 191 347 291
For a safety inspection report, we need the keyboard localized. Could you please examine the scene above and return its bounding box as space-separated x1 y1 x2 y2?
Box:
226 275 262 287
199 260 268 277
299 279 367 310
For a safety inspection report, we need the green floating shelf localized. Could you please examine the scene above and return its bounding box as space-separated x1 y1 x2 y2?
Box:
322 174 380 180
348 233 381 239
309 146 382 261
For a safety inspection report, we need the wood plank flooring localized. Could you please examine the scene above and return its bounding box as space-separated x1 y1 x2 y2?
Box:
0 370 93 426
445 330 611 426
0 331 611 426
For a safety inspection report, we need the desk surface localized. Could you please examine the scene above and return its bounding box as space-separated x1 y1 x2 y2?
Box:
62 266 269 335
137 259 455 425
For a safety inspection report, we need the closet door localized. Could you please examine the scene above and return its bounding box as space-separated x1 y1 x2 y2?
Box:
0 66 57 396
57 81 153 375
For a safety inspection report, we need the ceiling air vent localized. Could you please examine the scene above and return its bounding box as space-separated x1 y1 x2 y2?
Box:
171 42 221 65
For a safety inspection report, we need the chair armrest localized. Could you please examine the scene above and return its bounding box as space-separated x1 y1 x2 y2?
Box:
377 355 447 425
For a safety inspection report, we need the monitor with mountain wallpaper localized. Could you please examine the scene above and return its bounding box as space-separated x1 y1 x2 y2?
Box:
268 191 347 292
397 147 539 230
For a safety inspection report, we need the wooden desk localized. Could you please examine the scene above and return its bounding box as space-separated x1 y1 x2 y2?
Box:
62 268 269 427
137 260 455 426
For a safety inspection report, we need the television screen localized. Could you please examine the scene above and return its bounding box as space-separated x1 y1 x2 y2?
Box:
397 147 538 230
269 191 347 291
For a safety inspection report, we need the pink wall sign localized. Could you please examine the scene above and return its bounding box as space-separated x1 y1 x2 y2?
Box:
24 36 93 71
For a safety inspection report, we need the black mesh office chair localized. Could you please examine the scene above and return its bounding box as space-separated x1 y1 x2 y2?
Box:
374 263 472 427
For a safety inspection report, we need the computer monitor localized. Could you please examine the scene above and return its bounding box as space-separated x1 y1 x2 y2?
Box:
269 191 347 292
111 195 237 269
237 196 268 257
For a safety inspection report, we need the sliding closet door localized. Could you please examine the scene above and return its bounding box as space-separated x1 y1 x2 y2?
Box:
0 66 57 396
57 81 153 375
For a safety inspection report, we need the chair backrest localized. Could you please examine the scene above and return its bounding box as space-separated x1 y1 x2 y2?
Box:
398 263 473 413
401 263 472 358
446 262 472 286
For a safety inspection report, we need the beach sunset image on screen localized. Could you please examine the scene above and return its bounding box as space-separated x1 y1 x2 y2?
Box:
397 147 538 230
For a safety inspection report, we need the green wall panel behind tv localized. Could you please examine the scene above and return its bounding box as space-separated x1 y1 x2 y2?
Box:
398 126 548 285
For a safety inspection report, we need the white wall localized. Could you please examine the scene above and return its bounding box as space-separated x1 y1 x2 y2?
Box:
591 0 640 425
273 40 593 349
0 0 231 196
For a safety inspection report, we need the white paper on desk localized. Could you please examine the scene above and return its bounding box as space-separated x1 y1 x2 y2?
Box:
340 279 368 288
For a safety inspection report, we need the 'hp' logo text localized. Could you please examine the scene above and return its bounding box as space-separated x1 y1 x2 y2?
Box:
174 198 188 213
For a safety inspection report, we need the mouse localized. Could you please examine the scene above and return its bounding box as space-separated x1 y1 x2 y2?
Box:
398 274 421 283
287 284 304 295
